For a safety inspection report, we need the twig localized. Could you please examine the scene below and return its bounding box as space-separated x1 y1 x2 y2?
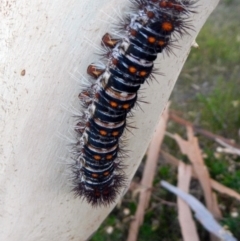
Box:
216 138 240 156
170 126 221 218
169 111 240 150
161 181 238 241
167 125 222 241
153 197 177 207
126 104 170 241
177 162 200 241
161 151 240 202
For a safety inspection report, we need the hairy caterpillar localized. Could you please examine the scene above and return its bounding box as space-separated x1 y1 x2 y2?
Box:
72 0 195 206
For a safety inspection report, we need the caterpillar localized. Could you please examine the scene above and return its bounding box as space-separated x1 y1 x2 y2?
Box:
72 0 195 206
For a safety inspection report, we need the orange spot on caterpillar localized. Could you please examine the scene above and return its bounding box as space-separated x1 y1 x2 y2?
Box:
93 155 101 161
112 131 119 137
162 22 173 32
106 154 113 160
110 101 118 108
128 66 137 74
100 130 107 136
122 104 130 109
158 40 166 46
139 71 147 77
148 36 156 44
92 173 99 178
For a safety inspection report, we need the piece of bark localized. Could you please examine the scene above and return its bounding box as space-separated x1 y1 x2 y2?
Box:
161 151 240 202
172 126 221 220
177 162 200 241
167 126 222 241
127 104 169 241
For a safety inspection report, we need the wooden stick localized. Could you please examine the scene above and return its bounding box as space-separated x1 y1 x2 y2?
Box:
127 104 169 241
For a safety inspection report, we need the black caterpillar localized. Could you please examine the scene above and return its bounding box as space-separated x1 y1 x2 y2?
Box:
72 0 195 206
